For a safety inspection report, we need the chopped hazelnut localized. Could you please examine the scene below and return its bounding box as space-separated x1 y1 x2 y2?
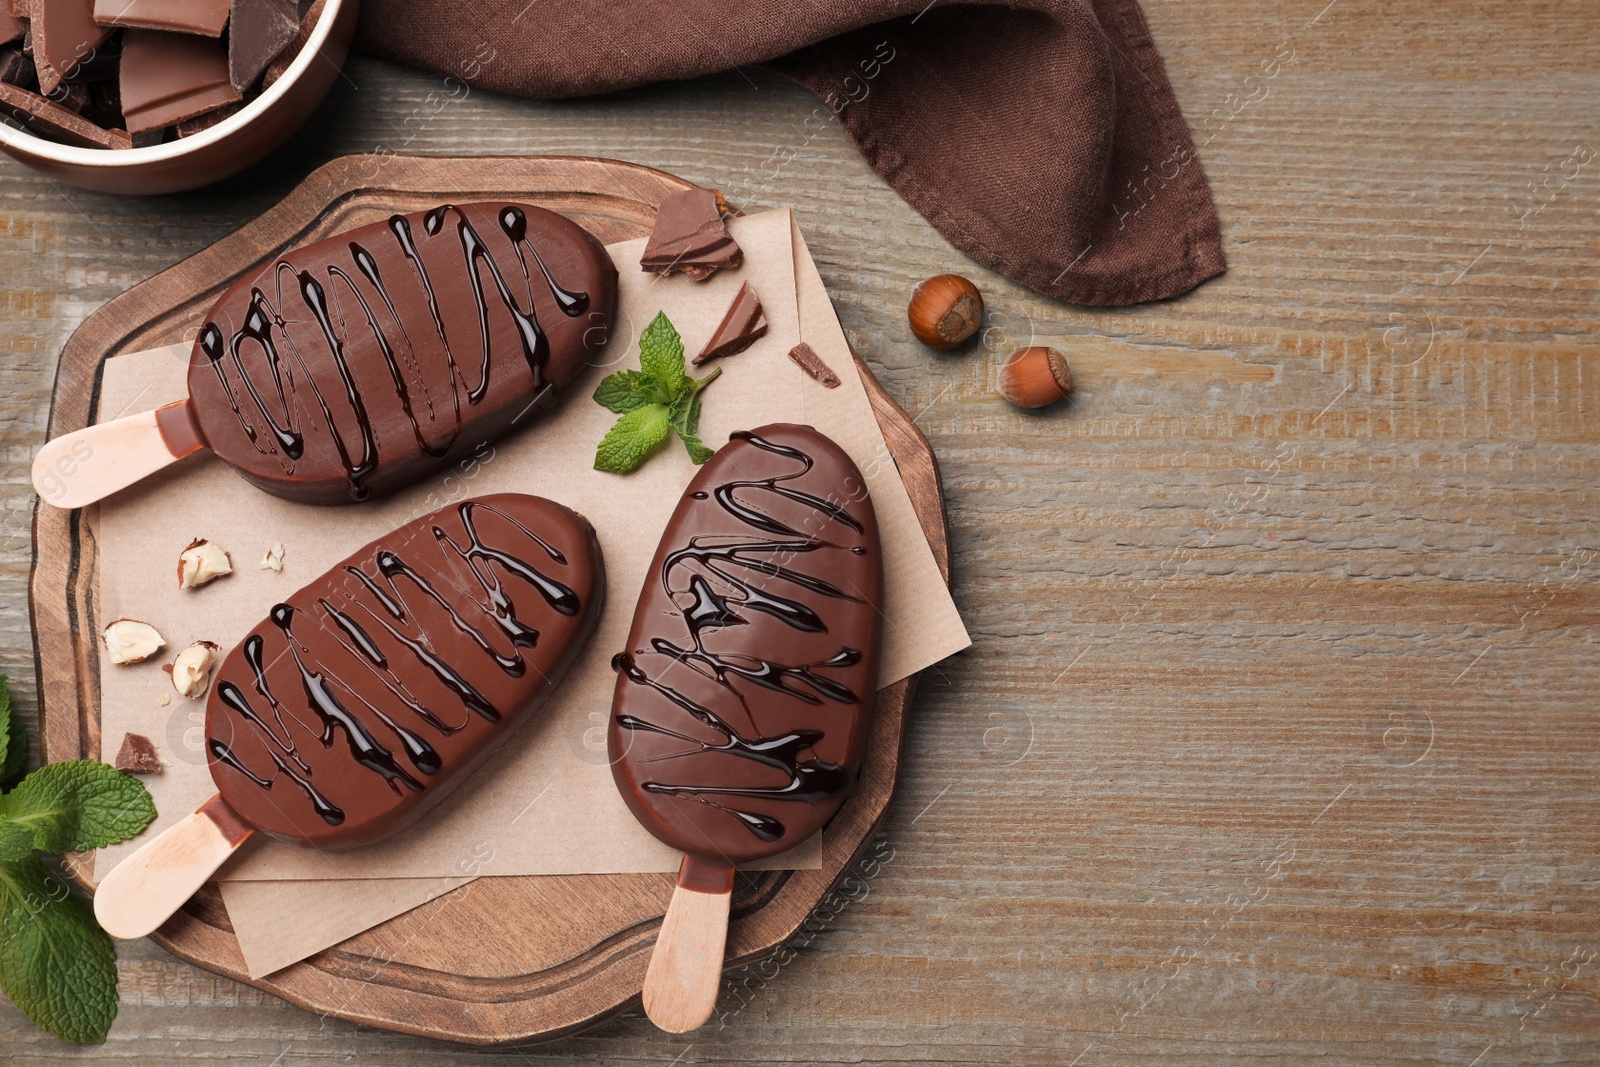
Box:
260 541 285 572
178 539 233 589
170 641 220 698
102 619 165 665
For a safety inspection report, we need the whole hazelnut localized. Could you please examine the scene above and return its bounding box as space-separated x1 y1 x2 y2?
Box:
908 274 983 350
999 347 1074 409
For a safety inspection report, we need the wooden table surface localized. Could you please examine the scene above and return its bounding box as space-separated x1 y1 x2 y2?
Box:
2 1 1596 1063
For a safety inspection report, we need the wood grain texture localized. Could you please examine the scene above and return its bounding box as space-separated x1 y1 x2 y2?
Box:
25 155 948 1045
1 0 1598 1060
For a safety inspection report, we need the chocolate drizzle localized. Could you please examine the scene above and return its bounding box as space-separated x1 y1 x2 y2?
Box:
206 496 604 847
191 202 615 505
613 429 878 847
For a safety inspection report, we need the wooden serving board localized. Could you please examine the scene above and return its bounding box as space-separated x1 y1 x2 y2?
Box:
28 155 950 1045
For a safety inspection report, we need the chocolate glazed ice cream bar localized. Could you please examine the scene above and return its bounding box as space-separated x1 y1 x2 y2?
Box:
607 424 882 1032
34 201 617 508
94 493 605 939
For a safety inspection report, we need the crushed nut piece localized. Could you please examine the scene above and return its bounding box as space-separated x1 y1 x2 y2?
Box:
178 539 233 589
170 641 220 698
114 733 162 774
102 619 165 664
260 541 285 571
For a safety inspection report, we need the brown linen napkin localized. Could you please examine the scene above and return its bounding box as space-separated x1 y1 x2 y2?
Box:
355 0 1225 307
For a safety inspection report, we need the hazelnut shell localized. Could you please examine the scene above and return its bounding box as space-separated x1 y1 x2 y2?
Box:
908 274 983 350
999 346 1074 409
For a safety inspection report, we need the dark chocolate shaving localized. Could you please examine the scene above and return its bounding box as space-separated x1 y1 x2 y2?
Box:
787 342 840 388
639 187 742 281
693 281 766 365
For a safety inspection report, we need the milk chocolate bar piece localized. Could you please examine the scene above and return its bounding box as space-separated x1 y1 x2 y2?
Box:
94 0 229 35
189 202 618 505
119 29 239 133
608 424 882 863
787 342 841 388
229 0 298 92
205 493 605 849
30 0 109 94
0 10 23 44
693 281 767 365
114 732 162 774
639 187 742 281
0 78 128 145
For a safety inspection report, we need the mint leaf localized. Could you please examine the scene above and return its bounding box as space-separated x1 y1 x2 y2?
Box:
592 371 651 415
594 313 721 472
0 854 117 1043
0 715 25 790
638 311 685 389
595 405 672 474
0 821 32 862
0 763 156 854
673 428 716 465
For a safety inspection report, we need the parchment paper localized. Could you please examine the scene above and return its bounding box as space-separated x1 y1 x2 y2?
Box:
87 210 970 975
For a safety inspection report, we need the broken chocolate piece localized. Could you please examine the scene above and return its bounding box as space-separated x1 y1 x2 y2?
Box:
30 0 109 94
260 0 316 88
93 0 229 35
119 29 239 133
79 76 119 125
229 0 297 92
787 342 841 388
693 281 767 365
42 73 86 110
173 98 235 136
0 44 37 90
114 732 162 774
128 123 165 145
0 10 23 45
640 187 742 281
0 79 128 145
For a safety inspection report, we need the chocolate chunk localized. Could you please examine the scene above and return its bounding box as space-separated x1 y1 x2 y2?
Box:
189 202 618 505
78 75 119 124
0 10 23 45
693 281 767 365
114 732 162 774
0 79 128 145
787 342 841 388
640 187 742 281
173 98 235 136
94 0 229 35
128 123 165 145
260 0 315 88
608 425 882 863
205 494 605 849
30 0 110 94
228 0 297 92
0 44 37 90
119 29 239 133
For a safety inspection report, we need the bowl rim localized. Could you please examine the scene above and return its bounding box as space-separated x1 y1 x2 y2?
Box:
0 0 349 168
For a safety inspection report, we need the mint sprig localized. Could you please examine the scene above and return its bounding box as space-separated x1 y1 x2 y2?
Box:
592 311 720 473
0 675 157 1044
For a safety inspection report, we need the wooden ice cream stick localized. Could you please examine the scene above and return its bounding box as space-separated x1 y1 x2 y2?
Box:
93 794 254 941
642 854 735 1033
32 398 207 510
